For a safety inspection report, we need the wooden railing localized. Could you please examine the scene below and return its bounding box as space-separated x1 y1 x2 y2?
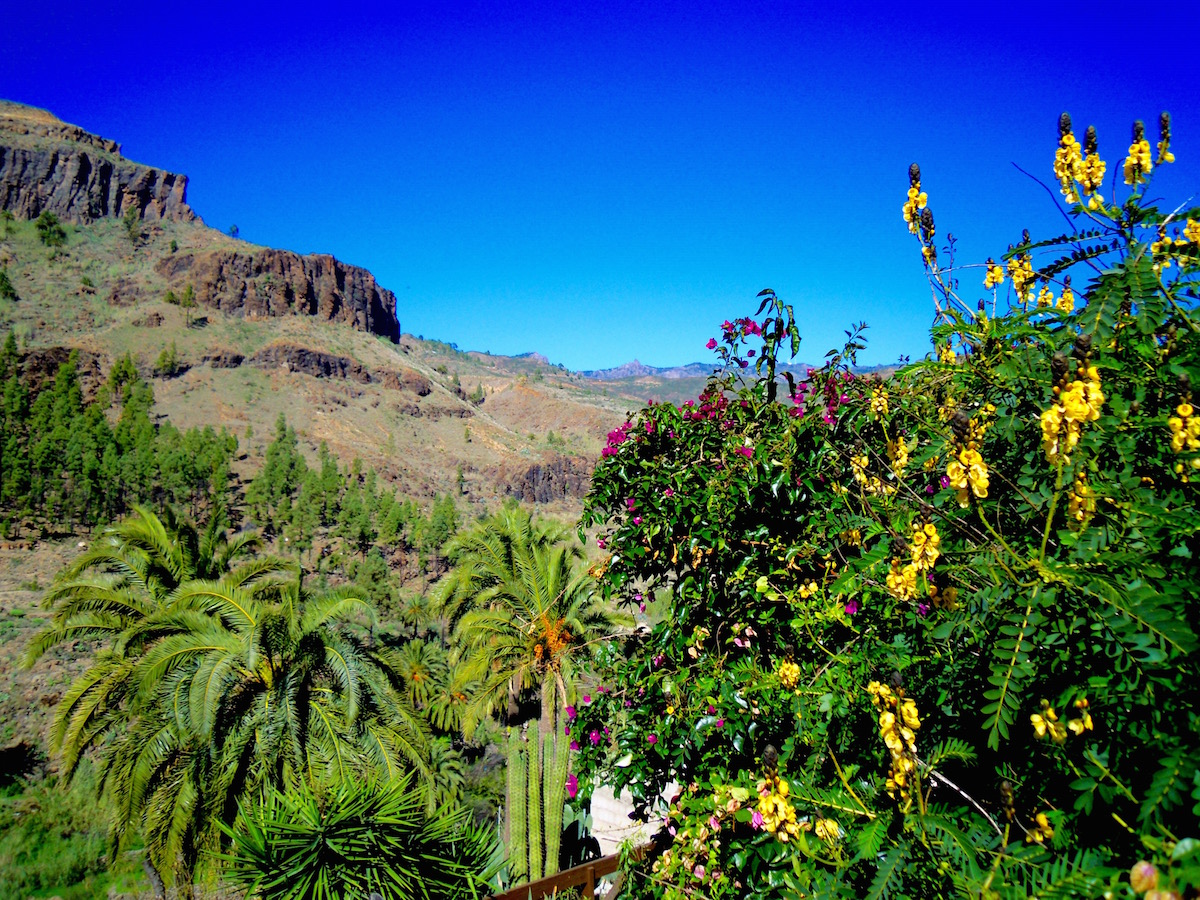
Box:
489 852 626 900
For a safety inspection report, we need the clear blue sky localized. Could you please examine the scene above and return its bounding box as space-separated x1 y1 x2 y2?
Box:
4 2 1199 371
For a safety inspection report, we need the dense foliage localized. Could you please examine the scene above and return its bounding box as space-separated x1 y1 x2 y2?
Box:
0 335 237 531
573 114 1200 898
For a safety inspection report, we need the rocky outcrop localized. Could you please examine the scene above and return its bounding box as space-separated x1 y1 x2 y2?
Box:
247 342 434 398
202 349 244 368
0 101 196 224
501 455 593 503
20 346 106 400
250 343 373 383
156 248 400 342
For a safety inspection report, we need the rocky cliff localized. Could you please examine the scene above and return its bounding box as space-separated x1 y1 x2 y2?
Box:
0 101 196 224
155 248 400 341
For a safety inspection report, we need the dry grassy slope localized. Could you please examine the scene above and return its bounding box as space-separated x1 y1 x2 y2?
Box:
0 211 661 515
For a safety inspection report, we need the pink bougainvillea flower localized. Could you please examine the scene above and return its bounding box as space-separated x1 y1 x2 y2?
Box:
940 475 951 489
633 516 642 525
647 733 658 744
564 725 570 736
625 498 636 511
570 740 579 750
583 694 592 705
716 718 725 728
707 704 716 714
597 539 606 549
844 599 861 615
566 705 577 720
590 729 601 745
663 487 674 497
706 338 718 350
566 773 579 799
736 446 754 459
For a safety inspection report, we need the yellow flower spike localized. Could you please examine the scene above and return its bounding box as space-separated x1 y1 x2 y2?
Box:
983 259 1005 289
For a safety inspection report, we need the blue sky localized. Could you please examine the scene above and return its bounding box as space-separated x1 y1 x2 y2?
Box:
4 2 1199 370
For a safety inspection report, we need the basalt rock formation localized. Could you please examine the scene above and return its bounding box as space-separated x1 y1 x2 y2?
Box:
157 248 400 342
0 100 401 342
0 101 195 224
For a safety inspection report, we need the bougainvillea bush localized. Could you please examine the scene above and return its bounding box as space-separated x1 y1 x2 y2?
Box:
573 113 1200 899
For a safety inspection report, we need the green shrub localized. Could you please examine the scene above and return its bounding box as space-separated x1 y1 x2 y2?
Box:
572 112 1200 898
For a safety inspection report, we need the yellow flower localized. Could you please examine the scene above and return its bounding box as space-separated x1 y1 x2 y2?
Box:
910 522 940 572
1057 283 1076 313
777 660 801 690
1184 219 1200 246
1035 285 1054 308
1031 701 1068 743
1007 254 1035 302
1054 130 1084 201
886 558 919 600
1025 811 1055 844
870 388 890 417
1124 138 1153 186
814 818 841 843
983 259 1005 289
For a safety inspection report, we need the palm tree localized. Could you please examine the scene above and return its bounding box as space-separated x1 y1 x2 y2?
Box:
437 507 624 738
27 507 430 891
98 574 433 884
434 506 628 881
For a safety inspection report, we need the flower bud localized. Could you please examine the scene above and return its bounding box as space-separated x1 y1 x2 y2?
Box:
909 162 921 187
1129 861 1158 893
1159 111 1171 144
1059 112 1073 139
1133 120 1145 143
1084 125 1098 156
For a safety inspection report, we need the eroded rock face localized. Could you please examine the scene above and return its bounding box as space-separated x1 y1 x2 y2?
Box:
20 346 106 401
156 248 400 342
501 455 593 503
250 343 373 383
0 101 196 224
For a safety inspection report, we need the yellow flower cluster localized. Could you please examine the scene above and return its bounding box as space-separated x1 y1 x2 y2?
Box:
777 659 801 689
946 447 989 506
983 258 1005 289
1058 280 1076 313
1157 112 1175 166
887 435 909 478
1124 138 1153 186
850 452 895 497
1185 219 1200 245
1067 474 1095 527
1025 811 1055 844
796 579 819 598
867 681 920 805
1080 152 1106 197
1168 398 1200 483
1041 364 1104 464
910 522 940 572
756 775 801 841
1035 284 1054 308
886 557 919 601
1030 700 1067 743
870 388 890 418
1031 697 1093 743
937 342 955 364
840 528 862 547
1054 128 1084 202
929 582 959 611
903 184 928 235
1007 253 1035 302
814 818 841 844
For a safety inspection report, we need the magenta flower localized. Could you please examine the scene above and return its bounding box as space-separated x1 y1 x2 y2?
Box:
693 864 706 880
707 704 716 714
583 694 592 705
844 599 861 615
647 733 658 744
597 539 606 549
625 497 636 511
564 725 570 735
736 446 753 459
566 773 579 799
751 810 764 828
590 729 601 745
566 705 577 720
570 739 579 750
706 338 718 350
940 475 951 489
633 516 642 525
663 487 674 497
716 718 725 728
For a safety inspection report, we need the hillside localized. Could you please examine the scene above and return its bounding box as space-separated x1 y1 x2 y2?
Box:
0 100 668 517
